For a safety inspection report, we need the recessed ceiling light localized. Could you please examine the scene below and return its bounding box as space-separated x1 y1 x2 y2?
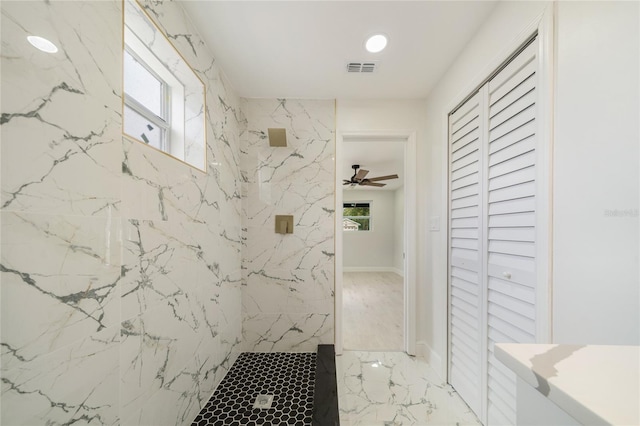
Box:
27 36 58 53
365 34 388 53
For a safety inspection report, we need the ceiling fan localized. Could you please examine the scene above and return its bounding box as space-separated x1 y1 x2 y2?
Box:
343 164 399 187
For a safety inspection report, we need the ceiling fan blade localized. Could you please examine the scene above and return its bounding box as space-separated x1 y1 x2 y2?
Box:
355 169 369 180
367 174 399 182
360 181 385 187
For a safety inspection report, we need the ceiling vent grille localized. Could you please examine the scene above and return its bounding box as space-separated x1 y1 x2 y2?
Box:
347 62 377 73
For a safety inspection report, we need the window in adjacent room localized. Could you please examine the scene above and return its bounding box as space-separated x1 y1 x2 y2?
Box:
343 202 371 231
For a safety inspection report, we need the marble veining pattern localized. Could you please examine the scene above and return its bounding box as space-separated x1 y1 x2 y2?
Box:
119 0 244 423
1 211 121 372
1 0 243 425
1 0 122 217
1 0 337 423
1 326 120 426
241 99 335 352
337 351 482 426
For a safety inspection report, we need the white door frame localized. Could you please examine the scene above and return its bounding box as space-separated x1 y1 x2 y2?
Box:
335 130 417 356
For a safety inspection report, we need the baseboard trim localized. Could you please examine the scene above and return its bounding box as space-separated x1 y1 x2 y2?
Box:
343 267 403 277
416 340 428 359
417 341 444 381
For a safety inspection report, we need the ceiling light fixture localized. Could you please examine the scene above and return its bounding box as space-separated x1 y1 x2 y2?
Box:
365 34 388 53
27 36 58 53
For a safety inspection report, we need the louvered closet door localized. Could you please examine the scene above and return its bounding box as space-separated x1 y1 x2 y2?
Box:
485 39 538 426
448 36 541 426
448 91 484 417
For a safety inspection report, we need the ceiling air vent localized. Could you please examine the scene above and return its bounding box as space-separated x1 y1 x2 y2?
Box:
347 62 377 73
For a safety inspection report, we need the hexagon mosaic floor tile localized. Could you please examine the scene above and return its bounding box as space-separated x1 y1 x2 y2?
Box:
192 352 317 425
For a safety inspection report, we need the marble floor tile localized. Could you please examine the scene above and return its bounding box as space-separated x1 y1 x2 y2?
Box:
336 351 481 426
343 272 403 351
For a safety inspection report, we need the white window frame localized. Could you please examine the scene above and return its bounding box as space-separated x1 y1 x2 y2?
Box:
343 201 372 232
124 47 171 151
124 25 185 160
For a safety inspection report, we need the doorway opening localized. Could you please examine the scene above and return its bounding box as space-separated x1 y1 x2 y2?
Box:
335 132 416 355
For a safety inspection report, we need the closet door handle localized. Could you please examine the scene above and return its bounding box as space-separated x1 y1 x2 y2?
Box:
503 271 512 279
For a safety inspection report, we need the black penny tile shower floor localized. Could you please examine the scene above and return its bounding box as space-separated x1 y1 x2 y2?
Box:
192 352 317 425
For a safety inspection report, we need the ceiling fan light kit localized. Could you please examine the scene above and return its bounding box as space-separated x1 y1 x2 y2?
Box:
343 164 398 188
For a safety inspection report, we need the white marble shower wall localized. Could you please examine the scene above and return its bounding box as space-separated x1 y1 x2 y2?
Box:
240 99 336 352
0 0 243 425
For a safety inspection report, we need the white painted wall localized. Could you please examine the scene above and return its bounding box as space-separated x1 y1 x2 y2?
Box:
553 1 639 345
343 190 395 269
394 187 405 275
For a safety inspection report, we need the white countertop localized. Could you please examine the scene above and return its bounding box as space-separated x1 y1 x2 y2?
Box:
495 343 639 426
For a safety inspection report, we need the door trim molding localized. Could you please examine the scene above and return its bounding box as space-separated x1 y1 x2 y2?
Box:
335 130 417 356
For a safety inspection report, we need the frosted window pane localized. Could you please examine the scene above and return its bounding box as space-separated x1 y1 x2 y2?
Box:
124 50 163 117
124 105 163 150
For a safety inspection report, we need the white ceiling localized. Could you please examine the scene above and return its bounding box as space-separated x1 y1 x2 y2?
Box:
180 1 497 190
342 140 404 191
181 1 498 99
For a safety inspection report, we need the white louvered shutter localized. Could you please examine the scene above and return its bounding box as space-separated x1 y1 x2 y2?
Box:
448 37 541 426
485 40 538 426
448 91 484 417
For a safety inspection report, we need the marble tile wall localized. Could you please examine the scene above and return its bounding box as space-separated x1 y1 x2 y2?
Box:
0 0 243 425
240 99 335 352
